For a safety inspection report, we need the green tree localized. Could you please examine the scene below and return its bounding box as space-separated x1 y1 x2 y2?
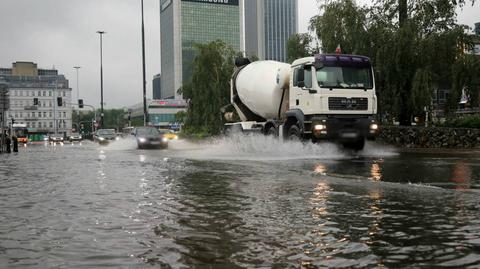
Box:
450 54 480 109
179 40 236 135
286 33 313 63
309 0 369 55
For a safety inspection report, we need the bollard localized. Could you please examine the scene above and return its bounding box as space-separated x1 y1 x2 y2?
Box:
13 137 18 152
5 136 10 153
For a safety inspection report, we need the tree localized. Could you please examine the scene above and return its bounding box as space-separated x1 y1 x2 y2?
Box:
309 0 370 55
179 40 236 135
286 33 313 63
450 54 480 110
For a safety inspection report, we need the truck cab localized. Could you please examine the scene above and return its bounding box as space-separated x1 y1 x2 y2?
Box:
285 54 378 149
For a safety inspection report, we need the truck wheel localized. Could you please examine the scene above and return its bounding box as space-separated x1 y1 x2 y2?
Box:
287 125 301 140
267 126 277 136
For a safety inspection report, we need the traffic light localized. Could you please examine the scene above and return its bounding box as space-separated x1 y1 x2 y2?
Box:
57 97 62 106
33 98 38 106
78 99 84 108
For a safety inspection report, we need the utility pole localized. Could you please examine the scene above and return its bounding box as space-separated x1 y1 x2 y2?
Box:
141 0 148 126
97 31 106 128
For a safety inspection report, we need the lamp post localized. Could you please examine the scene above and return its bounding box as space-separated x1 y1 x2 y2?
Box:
73 66 81 104
97 31 106 128
141 0 148 126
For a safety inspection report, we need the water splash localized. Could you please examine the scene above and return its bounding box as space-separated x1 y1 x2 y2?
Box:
169 134 343 161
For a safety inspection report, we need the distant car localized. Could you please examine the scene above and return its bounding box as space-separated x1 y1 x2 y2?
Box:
94 129 119 145
49 135 64 144
68 133 83 142
134 126 168 149
158 128 178 140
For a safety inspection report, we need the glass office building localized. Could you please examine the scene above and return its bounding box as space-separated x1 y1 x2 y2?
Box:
160 0 243 99
245 0 298 62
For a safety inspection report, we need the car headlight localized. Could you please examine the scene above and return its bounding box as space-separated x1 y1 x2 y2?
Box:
162 137 168 142
138 137 147 143
115 136 120 141
98 137 105 141
173 135 178 140
370 123 379 130
314 124 327 131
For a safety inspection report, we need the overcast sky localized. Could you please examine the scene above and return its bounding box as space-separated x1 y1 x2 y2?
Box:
0 0 478 108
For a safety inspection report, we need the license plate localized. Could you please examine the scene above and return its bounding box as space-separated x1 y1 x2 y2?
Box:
150 141 160 145
341 132 358 138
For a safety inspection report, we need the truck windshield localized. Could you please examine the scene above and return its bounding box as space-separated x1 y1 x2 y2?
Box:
316 66 373 89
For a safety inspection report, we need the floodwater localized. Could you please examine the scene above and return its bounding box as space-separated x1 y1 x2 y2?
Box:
1 135 480 268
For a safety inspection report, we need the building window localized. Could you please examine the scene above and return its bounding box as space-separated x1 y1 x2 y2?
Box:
32 122 36 128
63 112 66 118
43 112 46 118
27 122 30 128
63 91 66 97
43 91 46 96
38 91 41 96
49 101 52 107
49 122 53 128
49 91 52 97
49 111 52 117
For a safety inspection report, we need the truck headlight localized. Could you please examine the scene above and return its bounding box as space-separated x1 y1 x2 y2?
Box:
314 124 327 131
370 123 379 130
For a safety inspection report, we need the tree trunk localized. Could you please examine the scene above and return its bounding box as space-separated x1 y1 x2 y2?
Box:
399 0 408 27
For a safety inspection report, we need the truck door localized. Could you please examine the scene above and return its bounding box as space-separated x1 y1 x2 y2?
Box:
291 65 315 113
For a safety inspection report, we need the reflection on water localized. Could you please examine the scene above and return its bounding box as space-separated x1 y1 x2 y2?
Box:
451 162 472 189
370 162 382 181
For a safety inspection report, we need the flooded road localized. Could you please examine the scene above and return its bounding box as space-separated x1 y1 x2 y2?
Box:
1 135 480 268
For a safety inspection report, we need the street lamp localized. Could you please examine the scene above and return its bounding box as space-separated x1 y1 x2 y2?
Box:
97 30 106 128
141 0 148 126
73 66 81 105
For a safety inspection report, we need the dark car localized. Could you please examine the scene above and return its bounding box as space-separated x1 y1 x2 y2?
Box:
94 129 119 145
134 126 168 149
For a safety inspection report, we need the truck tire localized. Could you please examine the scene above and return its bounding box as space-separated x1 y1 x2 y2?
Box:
287 125 301 140
267 126 277 136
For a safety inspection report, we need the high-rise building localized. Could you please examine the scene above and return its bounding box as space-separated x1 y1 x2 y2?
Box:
160 0 243 99
0 62 72 139
245 0 298 62
475 22 480 36
152 74 163 99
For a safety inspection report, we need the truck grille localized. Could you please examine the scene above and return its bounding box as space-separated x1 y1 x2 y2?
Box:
328 97 368 110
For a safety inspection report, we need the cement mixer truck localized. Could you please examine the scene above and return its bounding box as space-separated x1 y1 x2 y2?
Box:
223 54 379 150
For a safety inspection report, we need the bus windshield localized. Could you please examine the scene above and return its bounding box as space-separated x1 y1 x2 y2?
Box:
13 125 28 138
316 66 373 89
